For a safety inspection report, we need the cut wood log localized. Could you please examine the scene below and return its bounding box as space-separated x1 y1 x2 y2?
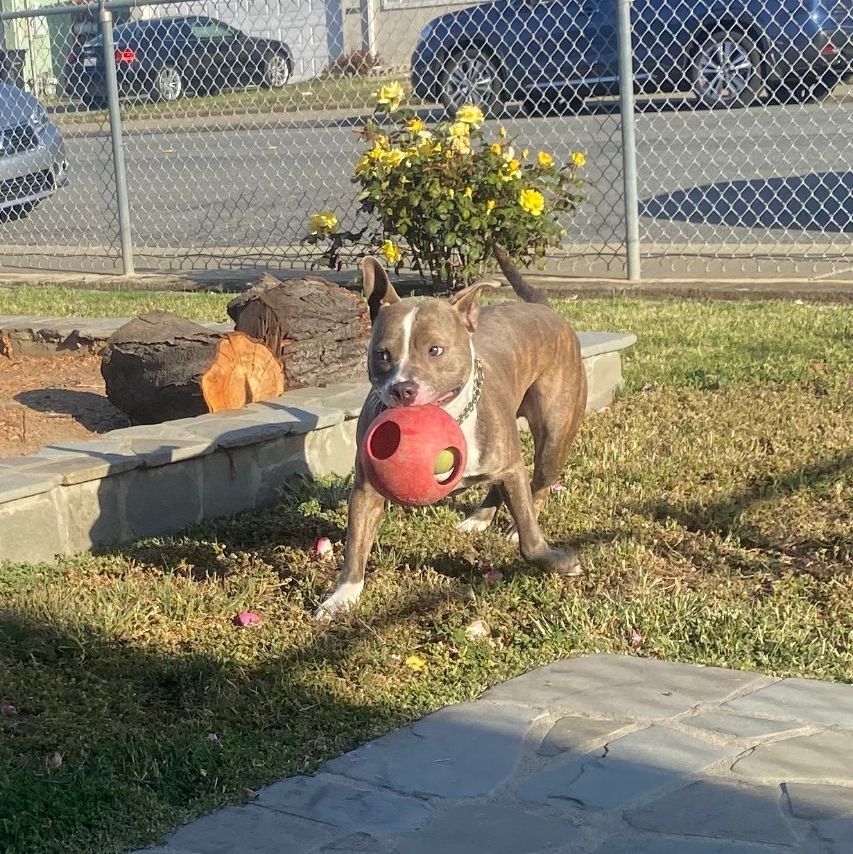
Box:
101 311 283 424
227 274 370 388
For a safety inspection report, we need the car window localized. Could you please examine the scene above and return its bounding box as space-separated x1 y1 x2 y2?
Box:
189 20 236 40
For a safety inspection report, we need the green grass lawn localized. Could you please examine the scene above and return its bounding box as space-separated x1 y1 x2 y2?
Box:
48 75 410 128
1 296 851 854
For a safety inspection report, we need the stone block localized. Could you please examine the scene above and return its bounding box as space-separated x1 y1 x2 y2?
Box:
519 725 735 810
60 477 127 552
256 773 431 835
303 420 357 477
0 470 61 504
483 654 770 719
317 834 397 853
578 331 637 358
322 701 542 798
163 804 337 853
684 711 800 740
594 836 781 853
784 782 853 820
123 459 203 540
537 715 634 757
625 780 796 846
396 802 580 854
247 401 345 434
254 433 313 505
0 491 64 563
725 677 853 730
584 351 623 411
179 416 292 448
201 446 261 520
731 730 853 783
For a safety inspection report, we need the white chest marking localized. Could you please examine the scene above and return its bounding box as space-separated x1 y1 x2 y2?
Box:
443 341 482 477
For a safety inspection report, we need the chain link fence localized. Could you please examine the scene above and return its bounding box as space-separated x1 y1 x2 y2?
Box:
0 0 850 280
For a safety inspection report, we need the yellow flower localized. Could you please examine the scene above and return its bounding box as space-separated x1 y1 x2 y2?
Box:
354 154 372 175
499 158 521 182
380 239 403 264
308 211 338 235
448 134 471 156
455 104 485 127
405 654 427 672
374 81 404 111
519 188 545 217
380 148 407 168
485 199 496 214
407 117 425 134
498 126 507 138
537 151 554 168
446 188 455 199
490 142 503 155
448 121 470 139
463 186 473 199
571 151 586 168
522 148 529 158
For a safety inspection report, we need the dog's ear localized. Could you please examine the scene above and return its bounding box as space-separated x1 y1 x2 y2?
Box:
362 257 400 323
448 279 501 332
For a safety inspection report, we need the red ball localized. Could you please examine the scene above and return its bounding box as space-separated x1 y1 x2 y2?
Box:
361 404 467 506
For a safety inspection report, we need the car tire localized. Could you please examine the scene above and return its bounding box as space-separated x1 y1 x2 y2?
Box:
153 65 183 102
690 29 762 109
262 52 290 89
438 46 503 117
523 88 583 117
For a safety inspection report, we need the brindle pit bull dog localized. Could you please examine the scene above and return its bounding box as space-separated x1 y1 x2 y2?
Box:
316 256 586 619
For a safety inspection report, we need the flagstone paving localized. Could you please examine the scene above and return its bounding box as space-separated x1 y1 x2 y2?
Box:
134 654 853 854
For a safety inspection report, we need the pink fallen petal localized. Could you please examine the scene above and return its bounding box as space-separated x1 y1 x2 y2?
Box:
207 733 221 744
1 703 17 716
235 611 262 627
550 483 567 493
631 628 643 650
483 569 503 586
315 536 333 559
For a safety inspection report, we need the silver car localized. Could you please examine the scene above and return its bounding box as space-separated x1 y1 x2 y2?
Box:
0 83 67 219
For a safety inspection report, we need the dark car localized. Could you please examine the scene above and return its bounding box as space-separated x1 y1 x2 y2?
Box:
69 16 292 107
412 0 853 115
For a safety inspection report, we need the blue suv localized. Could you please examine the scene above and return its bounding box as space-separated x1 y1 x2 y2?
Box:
411 0 853 114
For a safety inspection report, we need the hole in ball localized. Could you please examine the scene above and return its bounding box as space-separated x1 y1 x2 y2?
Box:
369 421 401 460
434 447 460 484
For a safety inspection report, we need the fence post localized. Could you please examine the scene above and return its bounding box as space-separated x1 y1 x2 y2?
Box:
616 0 641 281
99 4 135 276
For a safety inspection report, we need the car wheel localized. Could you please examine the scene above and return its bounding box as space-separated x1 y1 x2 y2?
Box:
439 46 502 117
523 88 583 117
262 52 290 89
154 65 183 102
690 29 762 109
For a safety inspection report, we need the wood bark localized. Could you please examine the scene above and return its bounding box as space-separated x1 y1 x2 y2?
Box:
226 274 369 388
101 311 283 424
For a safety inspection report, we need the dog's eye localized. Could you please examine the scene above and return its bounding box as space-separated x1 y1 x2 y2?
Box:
375 349 391 363
428 346 444 357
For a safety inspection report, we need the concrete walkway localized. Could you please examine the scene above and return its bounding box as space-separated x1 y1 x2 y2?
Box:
135 654 853 854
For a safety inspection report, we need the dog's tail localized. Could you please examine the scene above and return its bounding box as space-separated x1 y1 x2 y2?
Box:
493 247 549 305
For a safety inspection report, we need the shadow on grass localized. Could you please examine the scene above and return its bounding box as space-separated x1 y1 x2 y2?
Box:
640 453 853 576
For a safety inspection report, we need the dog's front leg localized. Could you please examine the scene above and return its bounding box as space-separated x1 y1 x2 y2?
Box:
501 464 582 577
315 468 386 620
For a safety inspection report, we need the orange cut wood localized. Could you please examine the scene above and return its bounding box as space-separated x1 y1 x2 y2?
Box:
200 331 284 412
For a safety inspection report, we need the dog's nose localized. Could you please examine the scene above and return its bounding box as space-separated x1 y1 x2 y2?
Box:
389 380 418 405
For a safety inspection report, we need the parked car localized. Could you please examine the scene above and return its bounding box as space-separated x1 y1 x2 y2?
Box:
412 0 853 114
0 84 68 220
67 16 293 107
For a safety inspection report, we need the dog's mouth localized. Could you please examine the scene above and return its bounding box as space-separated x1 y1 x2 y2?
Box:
434 387 462 407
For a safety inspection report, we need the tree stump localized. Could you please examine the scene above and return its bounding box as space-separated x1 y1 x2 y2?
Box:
101 311 283 424
226 274 370 388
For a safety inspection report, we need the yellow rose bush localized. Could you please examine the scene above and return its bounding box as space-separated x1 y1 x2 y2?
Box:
307 90 584 288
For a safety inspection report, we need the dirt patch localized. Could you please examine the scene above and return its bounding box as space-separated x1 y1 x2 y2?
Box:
0 352 128 459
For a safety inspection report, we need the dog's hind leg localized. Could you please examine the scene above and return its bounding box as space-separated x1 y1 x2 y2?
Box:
457 485 503 533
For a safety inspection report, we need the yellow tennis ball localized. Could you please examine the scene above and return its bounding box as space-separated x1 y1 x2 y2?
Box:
434 449 455 475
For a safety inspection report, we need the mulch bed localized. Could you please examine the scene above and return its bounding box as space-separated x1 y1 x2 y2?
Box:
0 352 128 458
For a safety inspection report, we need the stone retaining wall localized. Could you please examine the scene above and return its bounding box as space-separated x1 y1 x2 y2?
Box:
0 333 635 564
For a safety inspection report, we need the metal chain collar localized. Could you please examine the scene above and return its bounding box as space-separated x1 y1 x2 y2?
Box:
456 358 484 426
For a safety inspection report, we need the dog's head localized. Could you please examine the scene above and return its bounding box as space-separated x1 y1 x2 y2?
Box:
362 257 498 408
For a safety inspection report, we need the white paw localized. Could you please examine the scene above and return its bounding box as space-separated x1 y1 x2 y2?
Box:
314 581 363 621
457 516 493 534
